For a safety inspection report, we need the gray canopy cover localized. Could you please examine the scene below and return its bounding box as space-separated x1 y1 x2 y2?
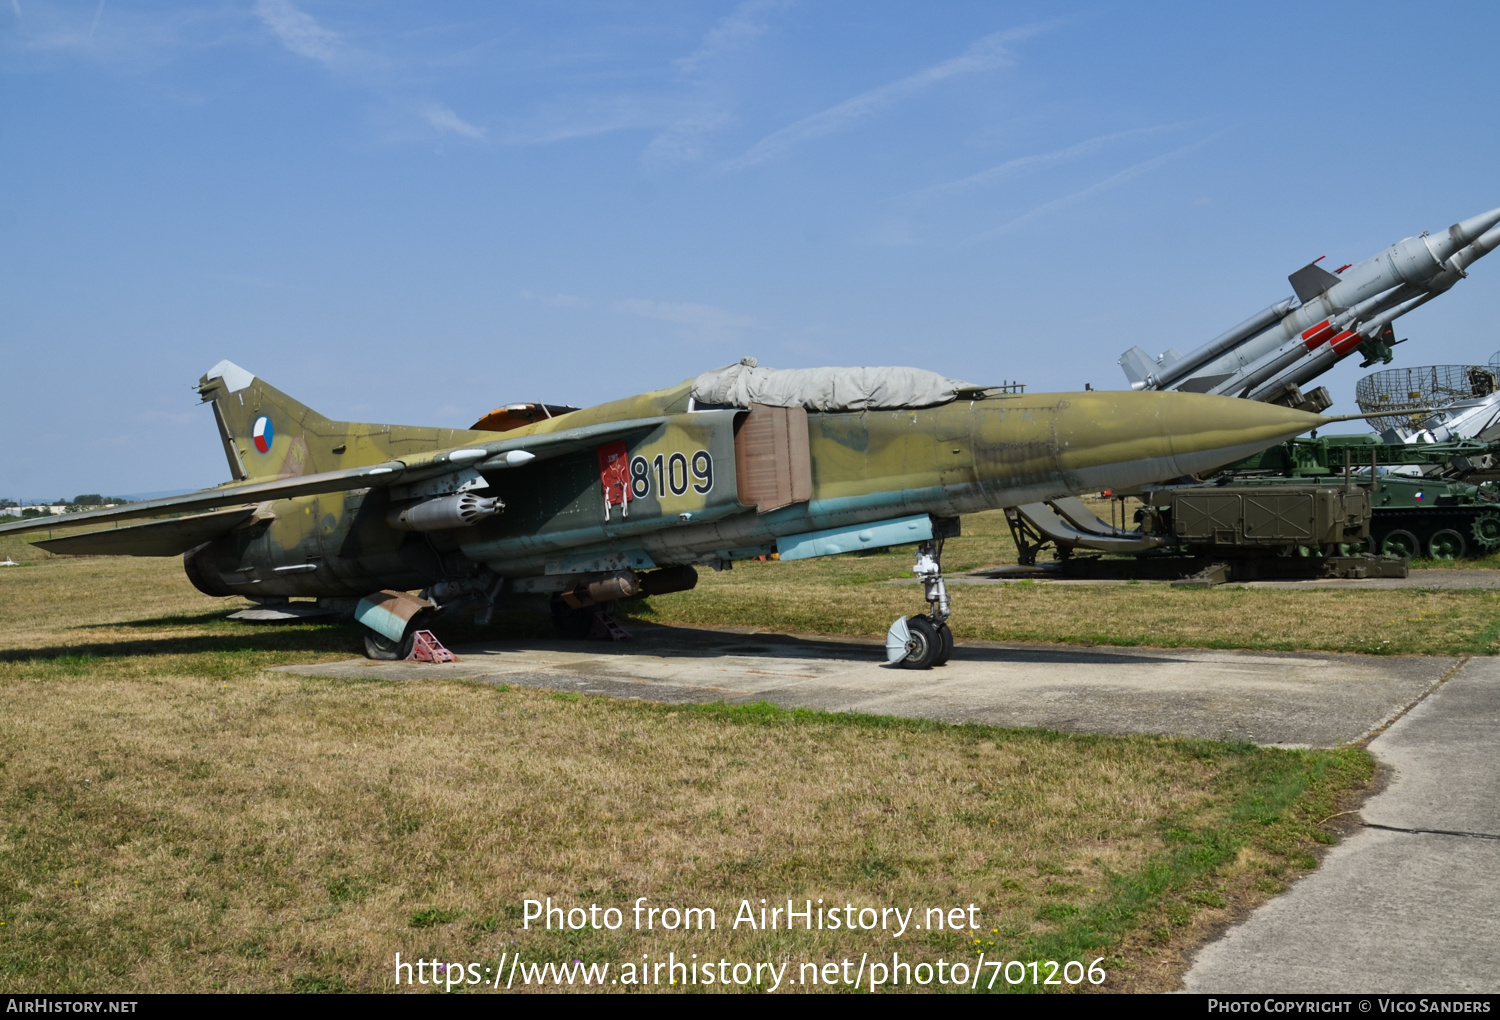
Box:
691 359 979 412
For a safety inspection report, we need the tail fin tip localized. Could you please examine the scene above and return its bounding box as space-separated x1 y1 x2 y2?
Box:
205 360 255 394
1118 346 1156 385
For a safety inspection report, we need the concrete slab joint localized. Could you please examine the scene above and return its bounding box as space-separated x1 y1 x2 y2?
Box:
1185 656 1500 993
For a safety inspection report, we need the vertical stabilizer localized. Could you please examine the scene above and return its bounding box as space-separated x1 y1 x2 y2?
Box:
197 361 335 482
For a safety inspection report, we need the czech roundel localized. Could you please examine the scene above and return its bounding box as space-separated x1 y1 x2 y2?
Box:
252 416 274 454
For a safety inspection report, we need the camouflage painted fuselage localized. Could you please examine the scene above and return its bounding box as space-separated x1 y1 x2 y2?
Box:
181 373 1322 600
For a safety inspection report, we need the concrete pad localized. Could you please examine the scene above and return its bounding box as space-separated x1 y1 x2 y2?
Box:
1362 656 1500 836
1184 828 1500 993
276 625 1458 747
1184 656 1500 993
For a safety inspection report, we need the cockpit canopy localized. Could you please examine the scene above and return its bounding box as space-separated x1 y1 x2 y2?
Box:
470 403 581 432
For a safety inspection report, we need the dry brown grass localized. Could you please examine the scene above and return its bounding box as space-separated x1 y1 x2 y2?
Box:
0 555 1371 993
1 532 56 564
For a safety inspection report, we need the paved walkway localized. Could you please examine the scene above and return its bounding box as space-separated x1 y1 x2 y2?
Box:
1184 656 1500 993
279 625 1458 747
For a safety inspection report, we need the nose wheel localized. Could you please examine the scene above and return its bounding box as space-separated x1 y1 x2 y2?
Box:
886 539 953 669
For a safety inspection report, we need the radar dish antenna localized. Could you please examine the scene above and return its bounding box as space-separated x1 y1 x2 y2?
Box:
1356 363 1499 433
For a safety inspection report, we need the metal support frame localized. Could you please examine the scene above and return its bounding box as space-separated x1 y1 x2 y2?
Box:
587 607 632 641
1003 507 1052 566
912 538 950 624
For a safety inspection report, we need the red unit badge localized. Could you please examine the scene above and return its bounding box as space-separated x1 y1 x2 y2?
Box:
597 441 631 520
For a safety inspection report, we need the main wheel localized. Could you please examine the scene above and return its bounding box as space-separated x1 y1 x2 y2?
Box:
933 622 954 667
1428 529 1466 561
1380 530 1419 558
1471 512 1500 550
364 625 417 660
893 615 941 670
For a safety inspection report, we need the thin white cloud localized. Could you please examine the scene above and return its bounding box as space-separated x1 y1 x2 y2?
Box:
424 103 484 139
506 3 786 160
253 2 485 144
617 298 757 332
893 124 1188 203
254 0 342 66
970 136 1218 241
502 96 663 146
640 109 733 168
642 2 789 168
675 0 784 76
719 22 1053 172
11 2 218 62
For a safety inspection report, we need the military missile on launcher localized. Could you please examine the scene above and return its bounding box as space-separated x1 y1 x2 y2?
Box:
0 358 1334 668
1008 362 1500 574
1119 206 1500 414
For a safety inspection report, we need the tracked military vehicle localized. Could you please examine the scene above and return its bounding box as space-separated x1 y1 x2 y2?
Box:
1215 432 1500 560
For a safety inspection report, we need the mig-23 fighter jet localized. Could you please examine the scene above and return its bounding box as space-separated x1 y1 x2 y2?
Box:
0 358 1328 668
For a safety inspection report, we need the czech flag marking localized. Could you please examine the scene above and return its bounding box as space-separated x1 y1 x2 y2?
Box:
252 416 274 454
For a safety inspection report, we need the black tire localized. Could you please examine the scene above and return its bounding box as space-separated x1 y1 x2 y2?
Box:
364 625 417 661
1381 530 1419 558
1428 529 1466 561
933 621 954 667
894 615 941 670
550 598 595 639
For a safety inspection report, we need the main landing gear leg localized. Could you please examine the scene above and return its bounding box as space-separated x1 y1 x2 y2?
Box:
886 539 953 669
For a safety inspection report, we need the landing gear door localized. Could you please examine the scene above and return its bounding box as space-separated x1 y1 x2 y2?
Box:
734 403 813 513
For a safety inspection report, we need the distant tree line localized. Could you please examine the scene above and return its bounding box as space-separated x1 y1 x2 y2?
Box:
1 495 133 518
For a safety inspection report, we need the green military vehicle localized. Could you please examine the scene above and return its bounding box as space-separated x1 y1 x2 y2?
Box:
1219 433 1500 559
1005 478 1400 585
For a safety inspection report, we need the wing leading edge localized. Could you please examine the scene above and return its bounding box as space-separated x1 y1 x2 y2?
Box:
30 507 264 556
0 416 668 541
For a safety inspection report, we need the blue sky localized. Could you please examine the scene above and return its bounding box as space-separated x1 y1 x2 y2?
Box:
3 1 1499 499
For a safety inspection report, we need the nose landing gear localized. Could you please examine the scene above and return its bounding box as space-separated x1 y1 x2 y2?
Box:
886 539 953 669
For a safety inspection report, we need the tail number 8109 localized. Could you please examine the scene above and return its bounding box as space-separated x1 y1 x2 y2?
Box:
630 451 713 499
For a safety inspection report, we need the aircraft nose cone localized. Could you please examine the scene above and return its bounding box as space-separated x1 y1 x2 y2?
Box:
1052 390 1323 489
